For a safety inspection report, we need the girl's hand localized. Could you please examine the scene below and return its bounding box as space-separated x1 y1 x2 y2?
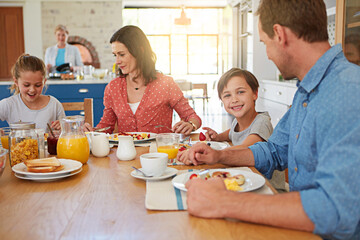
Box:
50 120 61 130
172 120 193 135
177 149 193 165
83 122 95 132
202 127 218 141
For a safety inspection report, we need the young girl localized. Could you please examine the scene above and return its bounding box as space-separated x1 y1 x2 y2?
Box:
178 68 285 191
0 54 65 132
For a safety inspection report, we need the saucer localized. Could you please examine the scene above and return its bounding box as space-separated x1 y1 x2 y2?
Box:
131 167 178 181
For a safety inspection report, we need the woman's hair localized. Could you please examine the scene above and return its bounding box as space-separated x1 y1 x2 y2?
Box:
54 24 69 35
110 25 157 85
217 68 259 99
256 0 328 43
10 54 46 94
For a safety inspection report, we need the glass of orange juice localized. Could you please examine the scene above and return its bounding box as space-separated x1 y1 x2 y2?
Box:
156 133 180 164
0 127 10 150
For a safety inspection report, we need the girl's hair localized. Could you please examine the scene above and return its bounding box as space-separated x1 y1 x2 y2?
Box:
217 68 259 99
54 24 69 35
110 25 157 85
10 54 46 94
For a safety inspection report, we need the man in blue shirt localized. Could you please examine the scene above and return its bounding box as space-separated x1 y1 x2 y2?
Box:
186 0 360 239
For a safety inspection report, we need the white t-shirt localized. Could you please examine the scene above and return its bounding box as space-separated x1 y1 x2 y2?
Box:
128 102 140 115
0 94 65 132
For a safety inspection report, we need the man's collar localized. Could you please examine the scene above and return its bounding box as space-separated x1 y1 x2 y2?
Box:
298 44 342 93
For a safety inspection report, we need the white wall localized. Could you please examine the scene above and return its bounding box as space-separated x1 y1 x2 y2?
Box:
251 0 277 81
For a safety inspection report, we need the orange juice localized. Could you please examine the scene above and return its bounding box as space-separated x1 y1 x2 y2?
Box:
1 136 9 149
57 135 89 164
157 145 179 159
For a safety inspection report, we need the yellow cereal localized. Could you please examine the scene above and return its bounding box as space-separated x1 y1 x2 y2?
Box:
224 178 243 191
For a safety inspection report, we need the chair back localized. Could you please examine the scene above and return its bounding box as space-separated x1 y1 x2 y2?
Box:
61 98 94 127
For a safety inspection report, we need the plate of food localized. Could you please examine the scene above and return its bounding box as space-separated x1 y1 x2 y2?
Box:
12 157 82 177
172 169 265 192
14 168 82 182
109 132 157 143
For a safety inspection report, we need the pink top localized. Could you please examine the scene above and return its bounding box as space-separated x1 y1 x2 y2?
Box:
97 73 201 133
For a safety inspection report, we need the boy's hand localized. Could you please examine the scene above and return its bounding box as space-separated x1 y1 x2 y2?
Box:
177 149 193 165
202 127 218 141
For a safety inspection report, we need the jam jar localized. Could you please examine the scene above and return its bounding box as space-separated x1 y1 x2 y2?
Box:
9 122 39 167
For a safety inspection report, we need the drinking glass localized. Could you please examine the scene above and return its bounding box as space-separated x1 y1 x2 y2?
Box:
156 133 180 164
0 127 10 150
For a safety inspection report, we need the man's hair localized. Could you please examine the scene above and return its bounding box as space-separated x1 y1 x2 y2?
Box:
256 0 328 43
110 25 157 85
217 68 259 99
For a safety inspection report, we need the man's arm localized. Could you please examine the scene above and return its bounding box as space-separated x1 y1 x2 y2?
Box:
186 178 315 232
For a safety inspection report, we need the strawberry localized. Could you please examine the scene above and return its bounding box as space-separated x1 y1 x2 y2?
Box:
189 173 198 180
178 146 187 152
199 132 206 141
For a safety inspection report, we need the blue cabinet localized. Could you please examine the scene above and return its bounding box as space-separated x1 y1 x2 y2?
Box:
0 82 108 128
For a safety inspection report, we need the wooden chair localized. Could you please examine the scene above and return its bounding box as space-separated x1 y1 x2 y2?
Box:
61 98 94 127
175 79 195 107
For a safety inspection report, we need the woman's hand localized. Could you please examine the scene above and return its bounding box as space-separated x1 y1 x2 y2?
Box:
83 122 95 132
50 120 61 130
202 127 219 141
46 64 52 73
177 149 193 165
172 120 193 135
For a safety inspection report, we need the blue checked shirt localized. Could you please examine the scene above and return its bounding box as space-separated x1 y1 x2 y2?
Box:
249 44 360 240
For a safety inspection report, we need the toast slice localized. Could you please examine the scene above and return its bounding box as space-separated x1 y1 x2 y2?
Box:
24 157 61 168
27 165 65 173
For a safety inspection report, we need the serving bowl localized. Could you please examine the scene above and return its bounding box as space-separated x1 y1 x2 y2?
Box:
0 148 8 177
92 69 108 80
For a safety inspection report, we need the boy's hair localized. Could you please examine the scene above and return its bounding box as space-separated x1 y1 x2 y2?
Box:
217 68 259 99
10 54 46 94
54 24 69 35
110 25 157 85
256 0 328 43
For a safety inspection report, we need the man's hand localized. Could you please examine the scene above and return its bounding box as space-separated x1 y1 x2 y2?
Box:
186 177 230 218
188 142 220 165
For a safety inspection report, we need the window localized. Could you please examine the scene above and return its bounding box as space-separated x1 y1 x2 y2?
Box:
123 8 229 76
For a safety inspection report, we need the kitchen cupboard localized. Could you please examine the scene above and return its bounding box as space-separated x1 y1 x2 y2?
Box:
335 0 360 65
256 80 297 127
0 81 108 128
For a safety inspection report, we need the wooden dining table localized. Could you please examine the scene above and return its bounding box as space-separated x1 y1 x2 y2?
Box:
0 135 320 240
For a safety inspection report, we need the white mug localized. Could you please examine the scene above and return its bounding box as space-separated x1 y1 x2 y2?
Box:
140 153 168 177
90 132 110 157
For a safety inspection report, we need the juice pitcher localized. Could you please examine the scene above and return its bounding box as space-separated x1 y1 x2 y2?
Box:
57 116 89 164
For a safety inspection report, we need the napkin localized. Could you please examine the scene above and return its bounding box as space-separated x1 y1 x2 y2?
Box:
145 167 274 211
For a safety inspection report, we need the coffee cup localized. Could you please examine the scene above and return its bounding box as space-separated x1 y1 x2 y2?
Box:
140 153 168 177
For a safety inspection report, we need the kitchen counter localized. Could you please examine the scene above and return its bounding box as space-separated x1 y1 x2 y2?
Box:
0 78 112 85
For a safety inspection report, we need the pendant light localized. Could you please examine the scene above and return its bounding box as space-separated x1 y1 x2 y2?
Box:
174 6 191 25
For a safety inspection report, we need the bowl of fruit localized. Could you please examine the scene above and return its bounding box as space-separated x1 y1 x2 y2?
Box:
0 148 8 177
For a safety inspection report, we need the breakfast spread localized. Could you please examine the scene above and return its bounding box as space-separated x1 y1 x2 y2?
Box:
110 132 151 141
24 157 64 173
188 171 245 191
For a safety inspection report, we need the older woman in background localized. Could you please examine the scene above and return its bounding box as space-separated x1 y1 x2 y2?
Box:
84 25 201 135
44 24 83 73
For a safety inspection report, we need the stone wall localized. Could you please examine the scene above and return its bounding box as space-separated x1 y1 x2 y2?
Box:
41 1 123 70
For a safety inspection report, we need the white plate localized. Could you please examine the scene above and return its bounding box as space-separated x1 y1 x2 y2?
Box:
172 169 265 192
109 132 157 143
131 167 178 181
14 168 82 182
190 141 229 150
12 159 83 177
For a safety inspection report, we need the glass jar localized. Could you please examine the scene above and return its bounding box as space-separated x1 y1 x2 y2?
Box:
57 116 89 164
9 122 39 167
